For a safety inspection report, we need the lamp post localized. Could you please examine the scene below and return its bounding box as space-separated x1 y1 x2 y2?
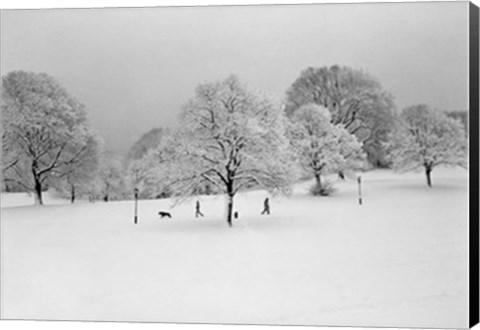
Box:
357 175 363 205
134 188 139 224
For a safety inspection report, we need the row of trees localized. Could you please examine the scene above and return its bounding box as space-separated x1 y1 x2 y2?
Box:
1 71 126 204
124 76 368 226
1 68 469 226
125 73 467 227
285 65 396 167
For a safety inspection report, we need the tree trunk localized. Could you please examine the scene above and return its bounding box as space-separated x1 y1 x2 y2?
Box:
315 172 323 190
70 184 76 203
226 193 234 227
32 161 43 205
33 176 43 205
425 166 432 187
104 183 110 202
225 176 235 227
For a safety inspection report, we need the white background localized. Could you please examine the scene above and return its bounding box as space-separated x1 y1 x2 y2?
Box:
0 1 479 330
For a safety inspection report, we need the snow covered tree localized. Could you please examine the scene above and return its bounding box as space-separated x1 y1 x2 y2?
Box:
51 135 101 203
127 127 169 162
125 134 176 200
125 127 175 199
387 105 468 187
1 71 98 205
1 122 22 192
446 110 468 133
289 104 366 195
285 65 395 167
98 156 126 202
154 75 296 227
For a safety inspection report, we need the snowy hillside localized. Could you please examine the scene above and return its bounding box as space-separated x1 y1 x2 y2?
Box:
0 168 469 328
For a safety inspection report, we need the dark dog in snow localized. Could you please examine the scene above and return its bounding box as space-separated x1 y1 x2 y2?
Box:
158 211 172 218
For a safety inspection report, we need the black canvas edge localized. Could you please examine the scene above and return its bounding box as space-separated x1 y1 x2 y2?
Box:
470 1 480 329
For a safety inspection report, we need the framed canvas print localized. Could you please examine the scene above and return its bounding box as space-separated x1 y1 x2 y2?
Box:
0 1 479 329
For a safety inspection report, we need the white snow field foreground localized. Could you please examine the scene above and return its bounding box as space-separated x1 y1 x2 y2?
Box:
0 168 469 328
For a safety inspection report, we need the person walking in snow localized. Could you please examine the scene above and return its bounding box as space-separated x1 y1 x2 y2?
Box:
261 197 270 215
195 200 204 218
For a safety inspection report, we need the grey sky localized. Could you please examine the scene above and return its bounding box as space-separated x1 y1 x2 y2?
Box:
1 2 469 155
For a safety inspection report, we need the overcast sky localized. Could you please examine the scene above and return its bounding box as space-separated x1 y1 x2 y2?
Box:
1 2 469 155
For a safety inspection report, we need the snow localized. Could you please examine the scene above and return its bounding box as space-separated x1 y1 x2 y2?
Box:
0 191 69 208
0 167 469 328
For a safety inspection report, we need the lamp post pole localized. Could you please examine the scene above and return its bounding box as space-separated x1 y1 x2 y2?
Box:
357 175 363 205
134 188 139 224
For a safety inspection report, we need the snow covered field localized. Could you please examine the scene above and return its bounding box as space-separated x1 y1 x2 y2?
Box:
0 168 469 328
